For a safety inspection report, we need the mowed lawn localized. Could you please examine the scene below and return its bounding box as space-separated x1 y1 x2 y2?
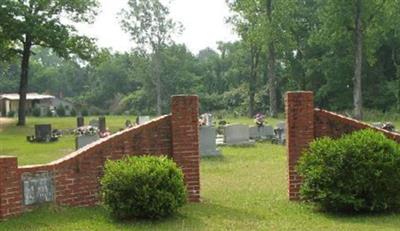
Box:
0 143 399 230
1 116 399 230
0 116 283 165
0 116 141 165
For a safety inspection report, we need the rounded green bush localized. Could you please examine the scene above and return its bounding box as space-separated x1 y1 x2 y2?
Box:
101 155 187 219
297 129 400 212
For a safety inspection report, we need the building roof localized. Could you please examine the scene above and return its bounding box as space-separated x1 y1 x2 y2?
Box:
0 93 55 101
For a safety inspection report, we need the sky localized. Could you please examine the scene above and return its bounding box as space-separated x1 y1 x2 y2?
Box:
74 0 239 54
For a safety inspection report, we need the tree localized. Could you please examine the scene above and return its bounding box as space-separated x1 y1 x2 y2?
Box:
120 0 182 115
228 0 262 117
0 0 98 125
314 0 393 119
228 0 296 118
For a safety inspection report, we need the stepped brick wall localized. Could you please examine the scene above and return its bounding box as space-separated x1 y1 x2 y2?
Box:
0 95 200 220
286 91 400 200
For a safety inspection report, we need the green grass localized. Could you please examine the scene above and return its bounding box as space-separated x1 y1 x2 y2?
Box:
0 116 283 165
0 116 138 165
0 143 399 230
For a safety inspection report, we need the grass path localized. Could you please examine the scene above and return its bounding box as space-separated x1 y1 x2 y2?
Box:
0 143 399 230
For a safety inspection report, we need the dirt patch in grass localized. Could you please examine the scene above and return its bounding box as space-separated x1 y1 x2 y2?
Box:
0 118 14 132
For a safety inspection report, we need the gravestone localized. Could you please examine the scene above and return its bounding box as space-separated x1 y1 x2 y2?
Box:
199 126 220 156
138 116 150 125
35 124 52 142
274 122 286 144
22 172 54 205
75 134 100 150
249 126 258 139
99 116 106 133
224 124 250 145
125 120 133 128
77 117 84 127
250 125 275 140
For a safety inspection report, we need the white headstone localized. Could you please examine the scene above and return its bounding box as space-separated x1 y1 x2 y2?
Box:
224 125 250 145
249 125 275 140
75 135 100 150
200 126 220 156
138 116 150 125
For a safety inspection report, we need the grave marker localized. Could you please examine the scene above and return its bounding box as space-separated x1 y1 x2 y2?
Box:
199 126 220 156
22 172 54 205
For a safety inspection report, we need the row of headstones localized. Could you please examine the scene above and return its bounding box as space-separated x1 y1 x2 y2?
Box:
75 116 151 150
200 123 286 157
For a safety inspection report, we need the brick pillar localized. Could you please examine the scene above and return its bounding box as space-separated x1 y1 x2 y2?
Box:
171 95 200 202
286 91 314 201
0 156 22 219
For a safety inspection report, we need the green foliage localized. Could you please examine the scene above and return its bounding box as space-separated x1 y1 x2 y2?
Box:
7 111 15 118
297 129 400 212
32 107 41 117
56 104 66 117
81 109 89 117
70 109 77 117
101 156 187 220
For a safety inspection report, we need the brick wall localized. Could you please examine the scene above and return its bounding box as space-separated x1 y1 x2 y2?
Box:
286 91 400 201
0 95 200 220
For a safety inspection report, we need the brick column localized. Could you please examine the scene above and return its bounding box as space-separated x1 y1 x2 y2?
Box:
171 95 200 202
0 156 22 219
286 91 314 201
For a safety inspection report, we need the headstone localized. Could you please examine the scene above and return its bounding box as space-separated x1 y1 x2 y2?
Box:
371 122 383 128
199 126 220 156
261 125 275 139
22 172 54 205
224 124 250 145
35 124 52 142
99 116 106 133
75 134 100 150
274 122 286 145
250 125 275 140
89 119 99 128
77 117 84 127
125 120 133 128
249 126 258 139
138 116 150 125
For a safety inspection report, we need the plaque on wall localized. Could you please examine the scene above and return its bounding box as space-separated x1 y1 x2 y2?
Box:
22 172 54 205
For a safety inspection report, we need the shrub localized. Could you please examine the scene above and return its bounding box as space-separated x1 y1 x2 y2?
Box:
101 156 187 220
46 108 53 117
70 109 77 117
56 104 66 117
7 111 15 117
32 107 41 117
81 109 89 117
297 129 400 212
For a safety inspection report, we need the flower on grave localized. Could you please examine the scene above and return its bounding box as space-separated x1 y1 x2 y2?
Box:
73 126 99 136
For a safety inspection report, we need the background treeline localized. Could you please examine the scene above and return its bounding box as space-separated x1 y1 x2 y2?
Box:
1 0 400 118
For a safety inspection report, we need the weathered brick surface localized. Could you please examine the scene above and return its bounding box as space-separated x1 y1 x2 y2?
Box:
314 109 400 142
0 96 200 220
286 92 400 201
285 91 314 201
171 95 201 202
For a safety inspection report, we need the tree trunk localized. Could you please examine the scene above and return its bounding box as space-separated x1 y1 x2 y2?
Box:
248 47 259 118
268 42 278 118
267 0 278 118
153 49 162 116
17 34 32 126
353 0 363 120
